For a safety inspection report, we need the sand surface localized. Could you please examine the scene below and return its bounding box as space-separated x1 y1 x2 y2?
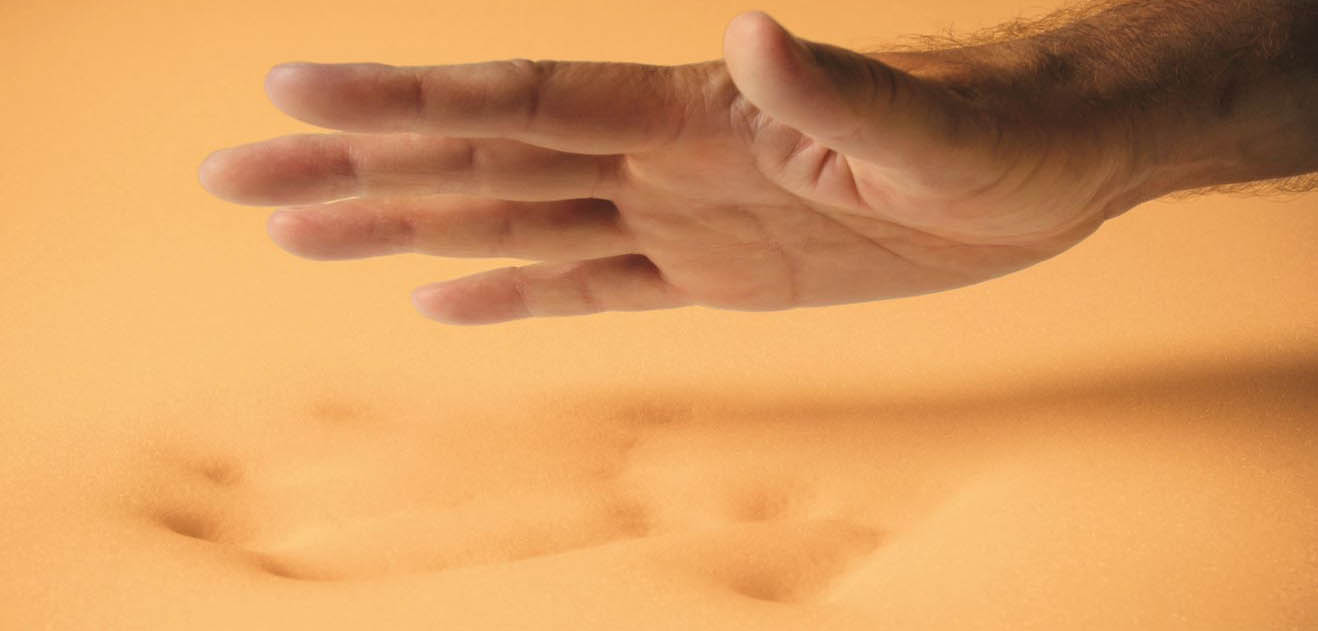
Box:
2 0 1316 629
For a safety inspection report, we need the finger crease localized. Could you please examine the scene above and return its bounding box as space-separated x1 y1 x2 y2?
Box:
459 140 484 194
391 207 418 252
408 68 427 131
506 267 535 318
573 267 602 314
341 138 366 197
521 62 548 135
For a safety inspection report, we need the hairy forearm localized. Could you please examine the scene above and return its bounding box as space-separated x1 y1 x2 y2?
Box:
878 0 1318 201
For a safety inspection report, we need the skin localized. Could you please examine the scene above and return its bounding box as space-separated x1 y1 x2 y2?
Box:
192 11 1226 324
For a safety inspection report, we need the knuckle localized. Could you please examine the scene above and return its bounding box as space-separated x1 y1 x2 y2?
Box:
694 60 749 140
505 58 552 132
652 64 694 147
456 138 481 174
566 263 602 314
663 60 730 147
706 61 770 147
338 136 367 196
504 266 536 318
406 67 427 128
375 202 418 252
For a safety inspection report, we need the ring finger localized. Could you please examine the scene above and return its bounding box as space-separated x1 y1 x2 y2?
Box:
268 196 635 262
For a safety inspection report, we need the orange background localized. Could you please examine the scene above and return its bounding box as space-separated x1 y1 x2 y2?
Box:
3 0 1315 416
1 2 1316 629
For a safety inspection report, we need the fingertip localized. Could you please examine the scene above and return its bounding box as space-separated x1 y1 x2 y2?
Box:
412 283 495 325
198 147 236 198
266 208 299 234
723 11 810 96
724 11 794 60
264 62 317 113
266 209 321 258
413 271 530 325
726 10 777 36
723 12 759 60
412 285 481 324
262 62 414 133
410 284 443 319
196 143 279 205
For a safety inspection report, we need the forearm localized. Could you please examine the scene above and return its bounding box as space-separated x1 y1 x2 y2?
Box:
879 0 1318 202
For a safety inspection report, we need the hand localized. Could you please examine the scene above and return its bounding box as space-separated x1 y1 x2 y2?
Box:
199 11 1137 324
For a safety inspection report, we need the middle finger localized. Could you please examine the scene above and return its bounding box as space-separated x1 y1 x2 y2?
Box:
200 133 621 206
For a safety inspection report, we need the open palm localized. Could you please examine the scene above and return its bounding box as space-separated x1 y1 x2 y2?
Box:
200 12 1134 324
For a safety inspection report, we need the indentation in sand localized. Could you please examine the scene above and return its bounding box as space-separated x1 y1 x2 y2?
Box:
194 459 244 487
155 509 223 542
127 390 925 587
653 518 884 603
127 395 685 581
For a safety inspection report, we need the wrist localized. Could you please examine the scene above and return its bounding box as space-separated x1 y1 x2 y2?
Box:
878 33 1318 212
1126 79 1318 198
874 45 1154 219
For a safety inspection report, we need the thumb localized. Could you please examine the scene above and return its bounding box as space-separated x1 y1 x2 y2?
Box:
722 11 996 171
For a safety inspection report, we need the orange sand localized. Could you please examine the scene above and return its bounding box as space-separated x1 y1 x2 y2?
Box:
1 1 1315 629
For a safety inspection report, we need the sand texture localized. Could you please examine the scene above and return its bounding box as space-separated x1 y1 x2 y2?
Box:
1 0 1316 629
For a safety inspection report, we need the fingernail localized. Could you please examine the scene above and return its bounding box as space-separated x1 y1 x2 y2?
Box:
266 62 318 87
412 284 444 309
272 61 317 72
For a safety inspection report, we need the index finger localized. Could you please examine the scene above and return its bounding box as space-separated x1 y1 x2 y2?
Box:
264 60 703 154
